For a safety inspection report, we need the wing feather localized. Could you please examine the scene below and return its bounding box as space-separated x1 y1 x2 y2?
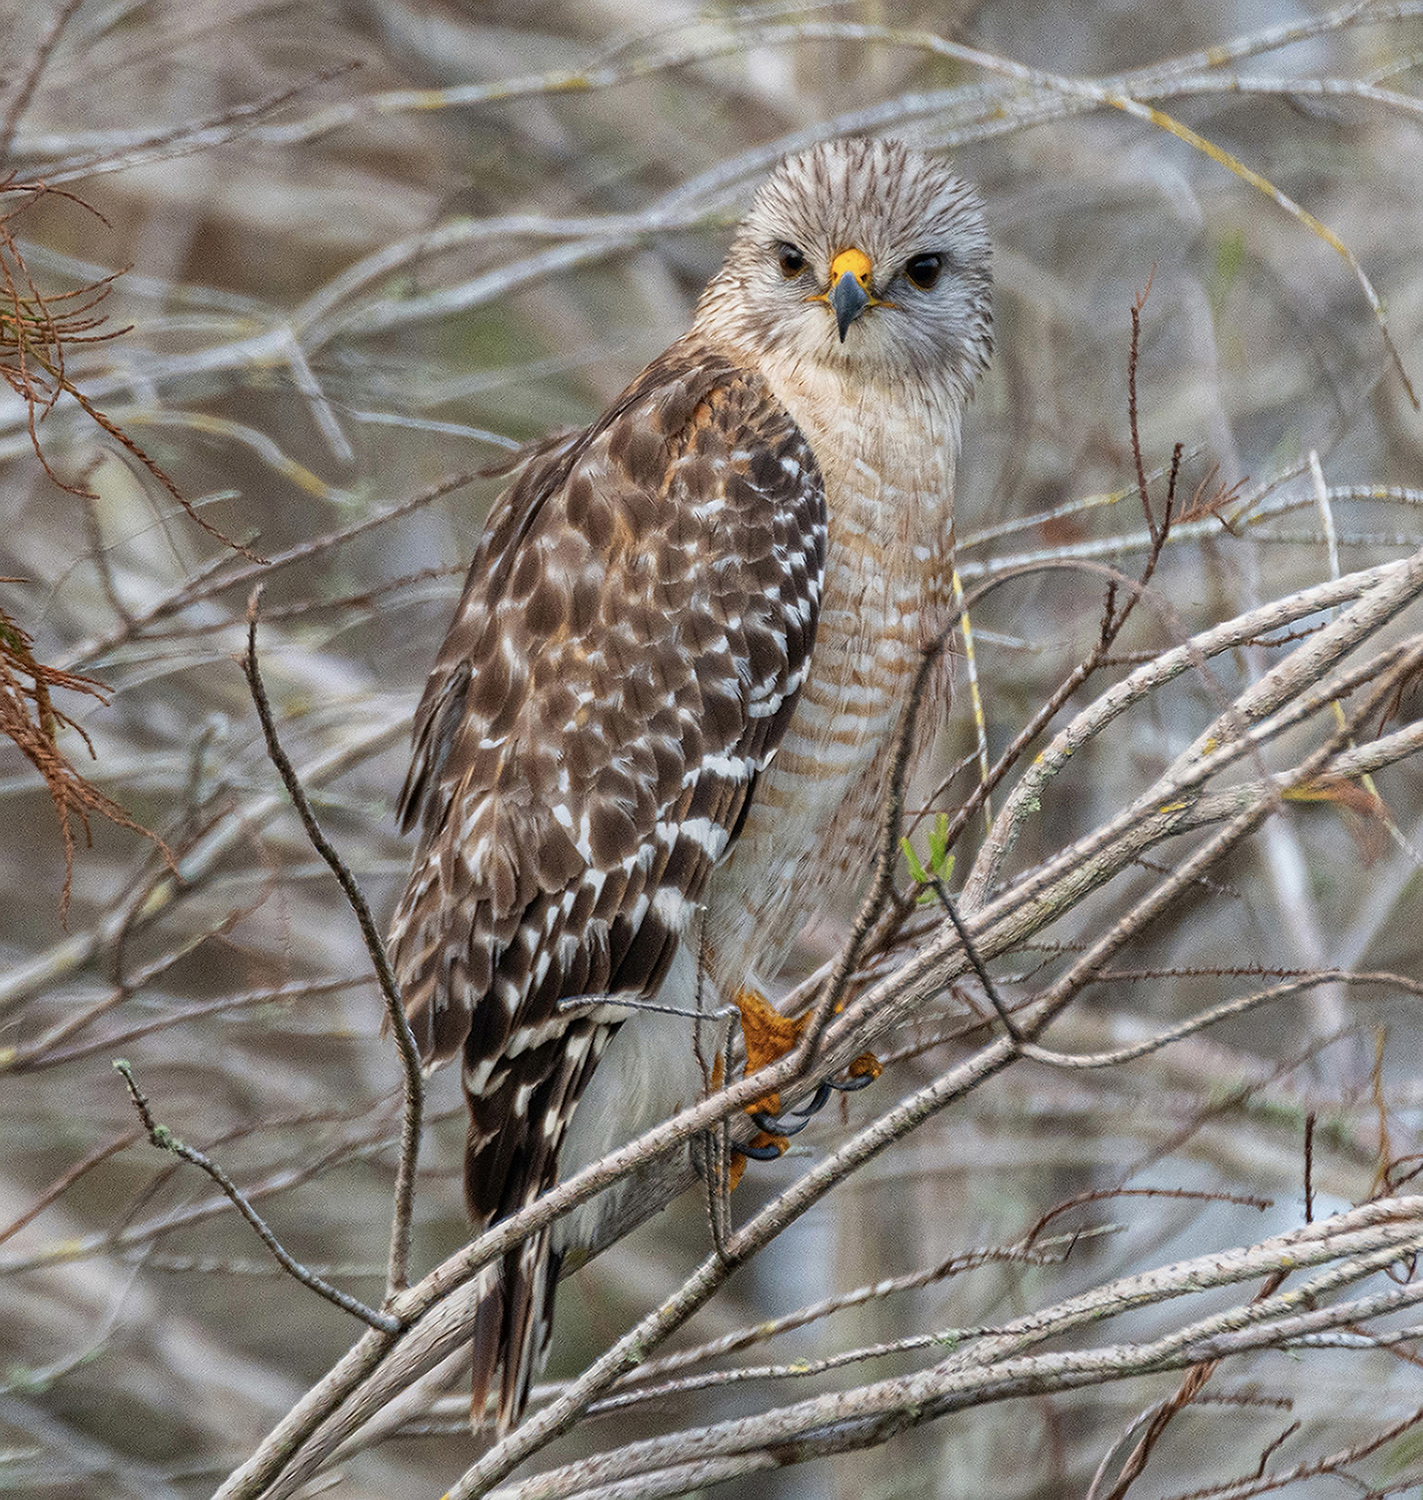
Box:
391 337 826 1074
387 335 827 1429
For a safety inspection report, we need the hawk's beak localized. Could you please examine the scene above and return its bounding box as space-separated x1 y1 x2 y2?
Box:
816 247 879 342
829 270 870 342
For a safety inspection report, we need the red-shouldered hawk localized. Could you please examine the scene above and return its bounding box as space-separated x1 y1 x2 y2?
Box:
389 136 993 1433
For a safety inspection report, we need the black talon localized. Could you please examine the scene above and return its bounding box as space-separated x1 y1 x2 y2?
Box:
751 1108 811 1137
790 1080 833 1118
741 1069 879 1162
738 1137 786 1160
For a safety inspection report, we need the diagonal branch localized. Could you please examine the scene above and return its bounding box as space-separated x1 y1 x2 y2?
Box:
113 1061 398 1333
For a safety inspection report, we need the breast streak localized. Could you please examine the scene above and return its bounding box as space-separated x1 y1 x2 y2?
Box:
703 395 955 992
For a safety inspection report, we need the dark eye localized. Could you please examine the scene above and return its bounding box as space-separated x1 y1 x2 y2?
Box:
776 242 806 278
904 252 943 290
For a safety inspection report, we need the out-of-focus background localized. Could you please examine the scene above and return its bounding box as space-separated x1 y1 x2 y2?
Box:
2 3 1423 1497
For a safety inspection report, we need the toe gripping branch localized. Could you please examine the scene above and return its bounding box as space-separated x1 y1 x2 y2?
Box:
732 986 882 1162
743 1067 879 1154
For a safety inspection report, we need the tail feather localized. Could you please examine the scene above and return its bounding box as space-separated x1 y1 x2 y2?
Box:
470 1276 503 1430
466 1019 613 1434
470 1233 565 1434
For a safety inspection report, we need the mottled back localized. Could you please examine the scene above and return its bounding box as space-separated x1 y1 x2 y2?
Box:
388 338 827 1422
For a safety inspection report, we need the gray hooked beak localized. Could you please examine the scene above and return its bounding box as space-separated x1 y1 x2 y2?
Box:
829 270 870 342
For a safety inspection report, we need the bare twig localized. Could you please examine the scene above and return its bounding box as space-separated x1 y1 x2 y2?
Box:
478 1203 1423 1499
59 466 481 671
1 1107 418 1278
0 1125 142 1246
0 0 85 162
241 591 423 1302
112 1060 399 1332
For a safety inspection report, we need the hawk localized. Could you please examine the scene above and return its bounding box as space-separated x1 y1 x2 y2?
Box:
389 136 993 1432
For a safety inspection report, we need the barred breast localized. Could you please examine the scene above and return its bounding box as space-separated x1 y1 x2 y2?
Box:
699 363 962 993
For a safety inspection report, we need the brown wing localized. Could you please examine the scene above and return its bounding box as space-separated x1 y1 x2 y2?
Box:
391 336 825 1092
387 336 825 1426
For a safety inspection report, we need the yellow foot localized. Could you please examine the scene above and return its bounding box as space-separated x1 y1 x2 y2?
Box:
847 1051 883 1084
733 985 809 1117
726 986 882 1179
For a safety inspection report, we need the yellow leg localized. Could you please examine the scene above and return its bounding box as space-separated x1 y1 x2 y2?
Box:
733 985 807 1115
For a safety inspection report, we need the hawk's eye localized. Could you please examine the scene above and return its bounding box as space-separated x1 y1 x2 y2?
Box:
904 252 943 290
776 243 807 278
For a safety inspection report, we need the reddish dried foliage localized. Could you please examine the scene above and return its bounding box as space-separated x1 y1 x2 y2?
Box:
0 605 152 915
0 178 192 912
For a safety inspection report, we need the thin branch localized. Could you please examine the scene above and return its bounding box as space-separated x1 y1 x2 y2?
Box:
241 590 423 1302
0 0 85 161
0 1125 142 1246
603 1228 1110 1390
919 873 1023 1044
933 365 1189 896
1151 1403 1423 1500
966 552 1423 908
34 63 362 188
1017 971 1423 1071
482 1203 1423 1499
0 1111 410 1277
60 466 481 671
112 1060 399 1332
3 975 364 1074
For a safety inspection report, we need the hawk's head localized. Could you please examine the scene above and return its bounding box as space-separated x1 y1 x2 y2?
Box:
697 136 993 406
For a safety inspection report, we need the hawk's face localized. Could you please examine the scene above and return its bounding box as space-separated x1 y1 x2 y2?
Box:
702 137 993 405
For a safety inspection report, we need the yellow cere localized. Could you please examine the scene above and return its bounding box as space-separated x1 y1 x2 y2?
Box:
829 246 874 289
809 246 891 312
